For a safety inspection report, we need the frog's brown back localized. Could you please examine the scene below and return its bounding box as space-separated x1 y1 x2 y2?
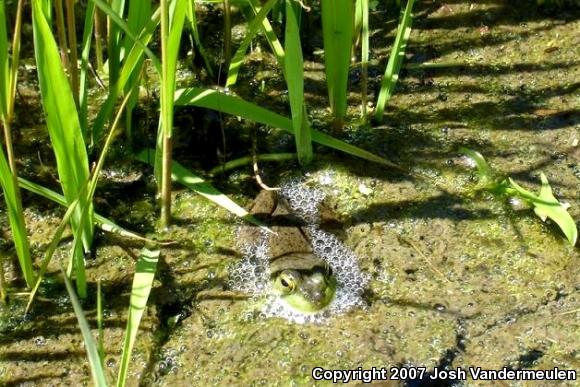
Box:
267 194 312 258
238 190 313 259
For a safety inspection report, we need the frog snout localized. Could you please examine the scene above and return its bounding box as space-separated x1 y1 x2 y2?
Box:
300 273 328 305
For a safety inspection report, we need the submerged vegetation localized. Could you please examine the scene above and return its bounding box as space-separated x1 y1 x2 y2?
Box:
0 0 578 385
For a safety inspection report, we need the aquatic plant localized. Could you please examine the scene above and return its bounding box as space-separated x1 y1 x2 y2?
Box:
0 0 35 295
32 0 94 297
63 268 108 387
374 0 416 121
460 148 578 246
321 0 354 131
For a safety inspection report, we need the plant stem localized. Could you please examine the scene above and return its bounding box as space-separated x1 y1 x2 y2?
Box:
361 0 368 119
160 0 172 227
94 9 103 72
65 0 79 106
0 253 6 303
223 0 232 73
54 0 69 68
8 0 24 118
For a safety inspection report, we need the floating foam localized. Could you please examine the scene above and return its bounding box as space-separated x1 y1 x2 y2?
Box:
230 181 368 324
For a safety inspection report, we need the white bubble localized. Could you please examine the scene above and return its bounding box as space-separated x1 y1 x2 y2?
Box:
230 181 368 324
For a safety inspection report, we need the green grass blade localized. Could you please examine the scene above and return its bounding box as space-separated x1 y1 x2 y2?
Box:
91 7 160 143
18 177 146 242
26 182 89 313
186 0 214 78
321 0 354 128
26 91 133 309
175 87 399 168
226 0 281 87
374 0 415 121
209 153 296 176
157 0 187 226
0 0 9 117
0 147 35 286
32 0 93 296
91 0 161 72
107 0 125 86
360 0 369 117
354 0 362 44
79 0 96 137
116 247 159 387
247 0 285 71
0 0 34 288
284 0 311 165
62 269 108 387
136 148 267 229
122 0 152 146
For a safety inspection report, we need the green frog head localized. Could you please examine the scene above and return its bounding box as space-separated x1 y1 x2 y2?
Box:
238 190 338 313
270 253 336 313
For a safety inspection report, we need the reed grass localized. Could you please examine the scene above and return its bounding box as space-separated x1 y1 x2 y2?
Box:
32 0 94 297
175 87 398 168
117 247 159 387
359 0 369 118
374 0 415 121
79 0 96 138
186 0 214 78
123 0 152 147
284 0 312 165
226 0 282 88
91 2 160 144
321 0 354 131
0 0 35 291
157 0 186 227
19 177 150 242
62 269 108 387
136 148 267 230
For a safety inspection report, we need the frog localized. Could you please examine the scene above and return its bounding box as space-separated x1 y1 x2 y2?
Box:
237 189 337 313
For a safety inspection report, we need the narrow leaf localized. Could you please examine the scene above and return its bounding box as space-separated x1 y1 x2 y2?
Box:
174 87 400 168
226 0 281 87
374 0 415 120
321 0 354 126
0 147 35 286
116 247 159 387
62 269 108 387
284 0 311 165
135 149 267 230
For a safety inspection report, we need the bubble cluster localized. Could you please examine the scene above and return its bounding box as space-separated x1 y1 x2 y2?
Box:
230 181 368 324
229 235 272 295
280 180 326 224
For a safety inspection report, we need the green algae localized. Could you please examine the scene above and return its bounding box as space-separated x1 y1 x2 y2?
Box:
1 2 579 385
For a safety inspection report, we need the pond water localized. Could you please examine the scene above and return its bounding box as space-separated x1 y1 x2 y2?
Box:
0 1 578 386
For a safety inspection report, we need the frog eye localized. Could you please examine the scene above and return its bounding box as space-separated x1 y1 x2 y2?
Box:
279 272 297 293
